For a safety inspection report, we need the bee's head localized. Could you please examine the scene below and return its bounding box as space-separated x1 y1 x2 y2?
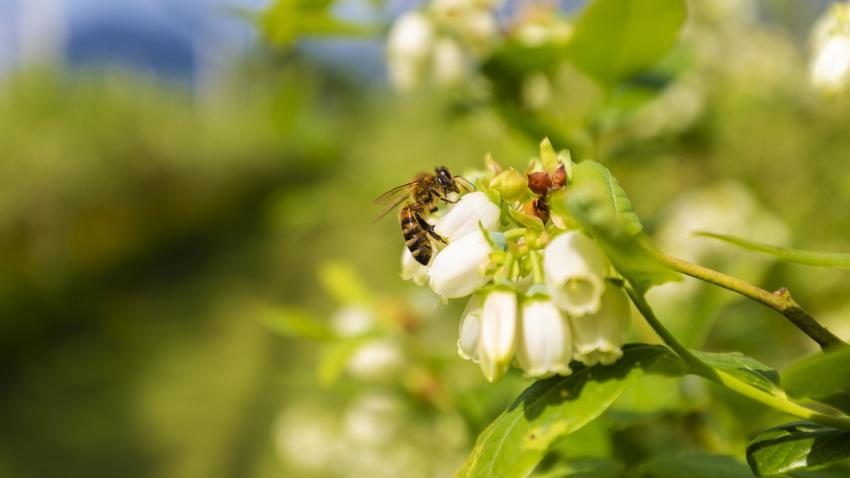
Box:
435 166 459 193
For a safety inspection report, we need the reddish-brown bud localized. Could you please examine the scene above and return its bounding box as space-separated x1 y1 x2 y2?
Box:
523 197 550 224
527 171 552 195
551 162 567 189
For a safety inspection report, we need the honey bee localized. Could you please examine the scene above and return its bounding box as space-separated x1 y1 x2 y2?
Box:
374 166 471 265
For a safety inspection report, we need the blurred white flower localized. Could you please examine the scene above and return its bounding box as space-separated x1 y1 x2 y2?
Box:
401 247 430 285
516 296 573 378
569 286 631 366
457 295 482 361
273 407 339 472
432 38 467 86
429 230 493 299
347 339 405 382
544 231 609 316
479 288 518 382
434 191 500 242
330 305 374 337
387 12 436 92
342 393 404 446
810 2 850 93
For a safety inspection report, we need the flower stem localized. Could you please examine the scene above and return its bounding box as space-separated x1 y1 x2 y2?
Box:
651 249 846 350
503 228 527 240
627 288 850 431
529 249 544 285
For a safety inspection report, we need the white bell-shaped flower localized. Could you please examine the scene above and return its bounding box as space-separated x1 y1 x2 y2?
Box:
429 230 492 299
479 289 518 383
387 12 435 92
457 296 482 362
401 247 430 285
569 286 631 366
434 191 500 243
516 296 573 378
543 231 608 316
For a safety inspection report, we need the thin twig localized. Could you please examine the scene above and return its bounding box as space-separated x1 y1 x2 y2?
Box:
651 250 846 350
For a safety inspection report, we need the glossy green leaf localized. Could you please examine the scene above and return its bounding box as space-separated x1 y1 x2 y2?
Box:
258 306 334 341
693 350 782 396
553 161 680 293
784 347 850 413
456 344 685 478
696 232 850 269
639 453 753 478
747 422 850 476
565 0 687 84
568 160 642 235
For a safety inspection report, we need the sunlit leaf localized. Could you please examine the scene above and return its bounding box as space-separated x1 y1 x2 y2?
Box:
639 453 753 478
552 161 679 293
693 350 782 396
317 261 371 304
456 344 685 478
784 347 850 413
696 232 850 269
258 306 334 341
259 0 373 48
747 422 850 476
565 0 688 85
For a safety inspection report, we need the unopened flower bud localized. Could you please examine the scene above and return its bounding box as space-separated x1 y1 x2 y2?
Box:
527 171 552 195
432 38 466 86
457 296 482 362
551 162 567 188
387 12 435 92
516 296 573 378
479 288 518 382
429 230 493 299
490 168 527 200
543 231 608 316
569 286 630 366
434 191 500 242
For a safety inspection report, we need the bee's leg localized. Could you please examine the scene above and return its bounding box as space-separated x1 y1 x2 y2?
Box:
414 211 447 244
454 176 475 192
430 189 458 204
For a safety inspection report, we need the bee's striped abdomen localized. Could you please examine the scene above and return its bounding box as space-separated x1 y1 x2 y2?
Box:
401 206 432 265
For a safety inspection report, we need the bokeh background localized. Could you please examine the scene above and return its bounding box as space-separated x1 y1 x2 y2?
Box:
2 0 850 477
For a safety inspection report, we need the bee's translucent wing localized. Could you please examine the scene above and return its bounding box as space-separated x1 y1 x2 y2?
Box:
373 180 419 206
372 194 409 223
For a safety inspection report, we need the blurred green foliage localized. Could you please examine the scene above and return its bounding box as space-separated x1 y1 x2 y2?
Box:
4 0 850 476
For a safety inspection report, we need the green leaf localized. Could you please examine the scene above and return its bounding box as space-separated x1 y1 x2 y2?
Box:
317 261 371 304
747 422 850 476
259 0 373 47
258 306 334 341
456 344 685 478
696 232 850 269
568 160 642 235
552 161 680 293
784 347 850 413
639 453 753 478
693 350 782 396
565 0 688 85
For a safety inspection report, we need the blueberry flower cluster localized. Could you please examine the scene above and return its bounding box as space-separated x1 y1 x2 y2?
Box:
399 140 631 382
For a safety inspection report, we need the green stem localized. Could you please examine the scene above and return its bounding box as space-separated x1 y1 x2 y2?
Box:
529 249 544 285
651 249 845 350
494 253 515 283
627 288 850 430
503 228 527 240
